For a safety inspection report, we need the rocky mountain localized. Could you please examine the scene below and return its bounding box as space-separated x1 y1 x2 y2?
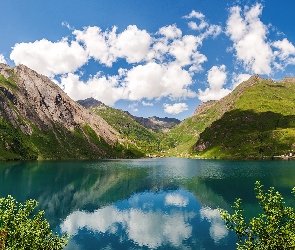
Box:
80 101 171 154
124 112 181 132
0 64 142 160
167 74 295 159
77 97 181 132
2 63 295 161
77 98 103 109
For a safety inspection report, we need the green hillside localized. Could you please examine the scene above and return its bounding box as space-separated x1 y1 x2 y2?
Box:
195 78 295 159
0 67 142 161
90 105 173 155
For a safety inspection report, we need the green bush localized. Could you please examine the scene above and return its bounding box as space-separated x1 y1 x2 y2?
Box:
219 181 295 249
0 195 68 250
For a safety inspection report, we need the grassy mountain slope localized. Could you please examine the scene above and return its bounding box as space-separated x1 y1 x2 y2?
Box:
89 104 169 154
167 75 295 159
195 77 295 159
0 64 141 160
166 75 261 157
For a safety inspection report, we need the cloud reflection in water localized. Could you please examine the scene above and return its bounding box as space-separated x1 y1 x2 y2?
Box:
60 189 228 249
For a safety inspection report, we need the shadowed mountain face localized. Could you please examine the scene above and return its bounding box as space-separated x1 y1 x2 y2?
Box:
167 75 295 159
0 64 143 160
1 63 295 161
77 98 103 109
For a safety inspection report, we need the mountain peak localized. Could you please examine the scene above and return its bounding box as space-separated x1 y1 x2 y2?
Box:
77 98 103 109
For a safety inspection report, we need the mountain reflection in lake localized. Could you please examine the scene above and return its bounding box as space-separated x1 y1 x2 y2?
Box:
1 158 295 249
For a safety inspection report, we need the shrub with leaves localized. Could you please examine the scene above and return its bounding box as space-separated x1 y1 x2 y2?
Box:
219 181 295 249
0 195 68 250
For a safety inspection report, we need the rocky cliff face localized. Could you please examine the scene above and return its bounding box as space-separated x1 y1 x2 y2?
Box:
124 112 181 132
0 64 124 160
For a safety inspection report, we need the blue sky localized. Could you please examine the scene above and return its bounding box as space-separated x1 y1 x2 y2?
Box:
1 0 295 120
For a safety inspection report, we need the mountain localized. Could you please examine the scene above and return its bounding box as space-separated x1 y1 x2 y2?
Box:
77 97 181 132
168 75 295 159
2 63 295 161
0 64 142 160
124 112 181 132
80 101 169 154
77 98 103 108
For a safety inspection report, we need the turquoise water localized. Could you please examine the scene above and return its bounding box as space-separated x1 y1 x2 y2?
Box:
1 158 295 249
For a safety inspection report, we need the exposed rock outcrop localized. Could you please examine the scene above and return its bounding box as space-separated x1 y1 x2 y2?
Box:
0 64 122 159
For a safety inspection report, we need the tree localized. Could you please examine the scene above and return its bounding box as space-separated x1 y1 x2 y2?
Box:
0 195 69 250
219 181 295 249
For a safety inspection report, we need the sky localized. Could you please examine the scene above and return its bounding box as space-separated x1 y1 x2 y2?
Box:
1 0 295 120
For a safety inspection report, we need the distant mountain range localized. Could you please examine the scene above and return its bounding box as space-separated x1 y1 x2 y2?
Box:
77 97 181 132
1 63 295 160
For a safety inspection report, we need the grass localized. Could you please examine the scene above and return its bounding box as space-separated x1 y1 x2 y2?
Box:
194 79 295 159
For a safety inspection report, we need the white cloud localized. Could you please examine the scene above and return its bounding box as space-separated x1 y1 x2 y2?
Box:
60 73 126 105
165 193 189 207
170 35 204 67
124 62 196 101
188 21 208 31
273 38 295 66
198 65 231 102
142 101 154 106
0 54 6 64
61 206 194 249
200 207 228 243
9 18 223 105
157 24 182 40
62 21 74 30
61 62 196 105
183 10 205 20
226 3 274 75
183 10 210 32
10 38 88 77
74 25 151 66
73 26 117 67
163 103 188 115
232 73 252 88
116 25 152 63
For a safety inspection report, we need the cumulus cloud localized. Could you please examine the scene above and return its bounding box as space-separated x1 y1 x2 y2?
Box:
115 25 152 63
226 3 274 75
61 62 196 105
0 54 6 64
60 73 126 105
157 24 182 40
200 207 228 243
9 16 223 108
163 103 188 115
183 10 205 20
73 26 117 67
61 205 194 249
124 62 196 101
10 38 88 77
273 38 295 66
198 65 231 102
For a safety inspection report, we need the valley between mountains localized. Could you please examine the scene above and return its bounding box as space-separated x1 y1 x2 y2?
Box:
1 63 295 160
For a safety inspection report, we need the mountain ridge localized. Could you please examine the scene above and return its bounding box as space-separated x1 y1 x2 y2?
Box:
77 97 181 132
1 63 295 160
0 64 144 160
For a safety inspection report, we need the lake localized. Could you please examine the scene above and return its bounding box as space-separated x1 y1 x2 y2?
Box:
1 158 295 249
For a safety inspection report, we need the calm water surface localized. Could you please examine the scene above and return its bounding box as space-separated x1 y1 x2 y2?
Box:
1 158 295 249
